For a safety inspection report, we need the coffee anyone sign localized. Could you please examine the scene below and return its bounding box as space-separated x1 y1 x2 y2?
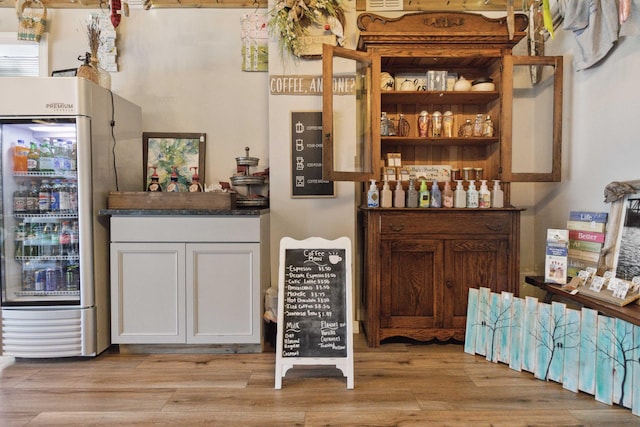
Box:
270 74 356 95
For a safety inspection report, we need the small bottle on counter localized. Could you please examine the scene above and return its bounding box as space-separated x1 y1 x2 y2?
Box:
430 180 441 208
478 180 491 208
394 182 405 208
188 166 203 192
406 179 418 208
454 180 466 208
466 180 479 208
166 166 182 192
491 180 504 208
367 179 379 207
380 179 393 208
419 180 430 208
147 166 163 192
442 180 454 208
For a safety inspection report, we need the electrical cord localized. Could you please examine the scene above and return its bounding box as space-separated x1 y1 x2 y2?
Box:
108 89 118 191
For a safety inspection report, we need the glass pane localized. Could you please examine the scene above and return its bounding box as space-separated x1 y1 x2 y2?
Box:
1 119 80 306
511 63 557 175
331 54 372 175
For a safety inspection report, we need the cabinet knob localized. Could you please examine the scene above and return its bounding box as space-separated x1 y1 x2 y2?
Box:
389 223 405 232
485 222 505 231
445 281 454 289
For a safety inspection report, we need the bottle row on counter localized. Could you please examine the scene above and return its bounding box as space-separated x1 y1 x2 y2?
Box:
367 179 504 209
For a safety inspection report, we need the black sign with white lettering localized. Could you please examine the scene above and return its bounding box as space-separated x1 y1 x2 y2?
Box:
281 248 347 358
291 111 334 197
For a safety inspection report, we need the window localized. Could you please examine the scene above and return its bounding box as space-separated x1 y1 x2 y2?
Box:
0 32 48 77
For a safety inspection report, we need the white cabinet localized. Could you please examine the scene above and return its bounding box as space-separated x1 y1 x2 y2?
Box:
109 213 269 348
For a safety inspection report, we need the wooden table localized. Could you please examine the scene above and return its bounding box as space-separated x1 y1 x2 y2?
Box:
525 276 640 327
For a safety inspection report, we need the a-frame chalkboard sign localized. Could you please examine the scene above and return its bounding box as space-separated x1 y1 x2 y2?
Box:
274 236 354 389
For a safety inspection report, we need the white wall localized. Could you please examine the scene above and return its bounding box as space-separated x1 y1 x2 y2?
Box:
0 7 270 190
2 7 639 298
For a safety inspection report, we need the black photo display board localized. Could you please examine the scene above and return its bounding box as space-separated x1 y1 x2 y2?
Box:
281 248 347 358
275 237 354 389
290 111 334 197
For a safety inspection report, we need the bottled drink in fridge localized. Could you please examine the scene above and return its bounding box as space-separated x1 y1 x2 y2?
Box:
13 182 27 213
49 180 60 212
38 180 51 213
38 139 55 172
27 141 39 172
67 141 77 171
13 139 29 172
14 223 25 257
59 221 72 256
27 181 39 213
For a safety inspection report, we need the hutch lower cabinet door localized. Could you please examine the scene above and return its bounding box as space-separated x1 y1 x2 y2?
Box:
361 208 520 347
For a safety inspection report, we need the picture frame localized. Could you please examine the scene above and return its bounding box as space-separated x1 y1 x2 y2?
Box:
51 68 77 77
610 195 640 281
142 132 206 191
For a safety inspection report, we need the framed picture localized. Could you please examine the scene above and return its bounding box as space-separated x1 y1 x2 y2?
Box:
51 68 77 77
611 195 640 281
142 132 206 191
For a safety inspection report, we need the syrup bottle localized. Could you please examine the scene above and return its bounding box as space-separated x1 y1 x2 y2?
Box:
166 166 181 192
147 166 163 192
188 167 203 192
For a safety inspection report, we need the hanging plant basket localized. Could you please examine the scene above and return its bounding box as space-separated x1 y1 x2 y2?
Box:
268 0 346 59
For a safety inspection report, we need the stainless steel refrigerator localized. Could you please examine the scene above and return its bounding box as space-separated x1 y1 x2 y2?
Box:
0 77 142 357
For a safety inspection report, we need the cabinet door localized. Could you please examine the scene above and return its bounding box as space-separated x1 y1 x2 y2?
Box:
186 243 260 344
110 243 186 344
322 44 377 182
501 55 563 182
442 238 510 330
380 238 443 333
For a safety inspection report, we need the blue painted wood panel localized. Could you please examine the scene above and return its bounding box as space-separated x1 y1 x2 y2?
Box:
579 308 598 395
562 307 581 393
475 287 491 357
464 288 479 355
522 296 539 373
612 319 634 408
535 302 552 381
509 296 524 372
595 315 614 405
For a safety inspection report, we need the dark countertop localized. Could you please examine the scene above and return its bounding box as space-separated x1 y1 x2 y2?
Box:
99 208 269 217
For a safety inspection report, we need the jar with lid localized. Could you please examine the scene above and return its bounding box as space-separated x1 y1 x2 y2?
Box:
474 167 483 181
462 167 473 181
473 113 484 136
418 111 430 137
482 115 494 137
431 111 443 137
380 112 389 136
459 119 473 137
443 111 454 137
397 114 410 137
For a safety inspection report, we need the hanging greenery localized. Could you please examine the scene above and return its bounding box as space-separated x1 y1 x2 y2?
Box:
267 0 345 58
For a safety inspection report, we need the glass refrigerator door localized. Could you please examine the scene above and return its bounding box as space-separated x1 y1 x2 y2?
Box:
1 119 80 306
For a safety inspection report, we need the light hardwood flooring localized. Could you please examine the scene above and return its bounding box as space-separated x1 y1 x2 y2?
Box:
1 333 639 426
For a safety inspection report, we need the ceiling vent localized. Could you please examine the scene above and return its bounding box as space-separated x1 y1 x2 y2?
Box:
366 0 403 12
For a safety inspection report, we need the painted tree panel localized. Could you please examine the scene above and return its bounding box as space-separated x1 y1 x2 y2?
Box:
535 302 552 380
464 287 480 355
522 295 539 373
595 315 614 405
475 287 491 357
579 307 598 395
487 292 502 362
497 292 513 364
633 325 640 416
612 318 634 409
509 296 524 372
562 307 581 393
547 301 566 383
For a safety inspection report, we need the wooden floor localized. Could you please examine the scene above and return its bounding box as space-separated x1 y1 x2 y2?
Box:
1 333 639 426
